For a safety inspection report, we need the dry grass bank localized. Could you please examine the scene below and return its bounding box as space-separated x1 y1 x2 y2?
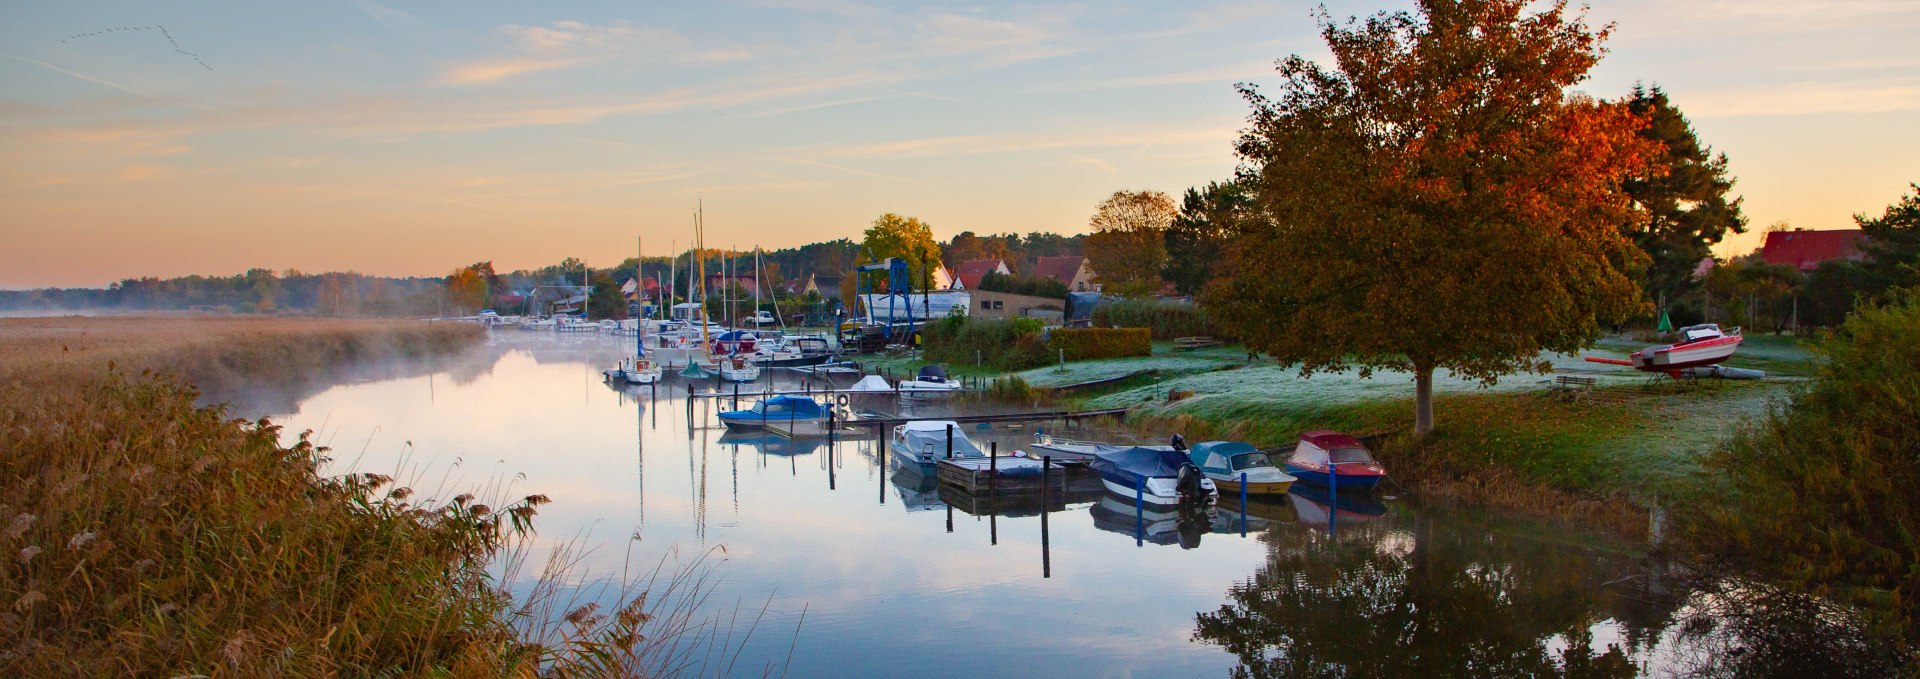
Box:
0 317 730 676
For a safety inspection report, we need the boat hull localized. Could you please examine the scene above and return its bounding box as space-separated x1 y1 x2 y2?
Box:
1634 336 1743 371
1211 477 1293 495
1284 466 1383 489
1097 476 1184 506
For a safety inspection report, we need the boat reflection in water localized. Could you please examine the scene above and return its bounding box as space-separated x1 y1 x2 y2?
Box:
891 469 946 512
1089 492 1212 549
1286 483 1387 533
1212 494 1299 535
715 429 824 458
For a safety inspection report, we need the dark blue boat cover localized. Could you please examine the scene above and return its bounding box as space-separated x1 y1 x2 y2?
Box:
1088 446 1189 484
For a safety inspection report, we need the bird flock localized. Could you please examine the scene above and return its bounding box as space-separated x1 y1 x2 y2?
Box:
61 25 212 71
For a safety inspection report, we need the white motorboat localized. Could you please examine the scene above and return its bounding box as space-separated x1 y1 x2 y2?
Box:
888 420 985 471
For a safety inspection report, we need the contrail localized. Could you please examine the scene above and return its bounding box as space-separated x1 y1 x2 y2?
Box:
61 24 212 71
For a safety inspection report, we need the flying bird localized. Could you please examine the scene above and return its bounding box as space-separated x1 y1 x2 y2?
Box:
61 24 211 70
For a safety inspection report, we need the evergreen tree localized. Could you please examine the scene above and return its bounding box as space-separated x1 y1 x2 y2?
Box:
1164 181 1249 296
1623 84 1747 309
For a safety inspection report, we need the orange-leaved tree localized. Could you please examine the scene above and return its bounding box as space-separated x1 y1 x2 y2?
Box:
1206 0 1655 436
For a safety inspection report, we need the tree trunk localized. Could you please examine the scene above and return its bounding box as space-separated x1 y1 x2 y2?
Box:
1413 364 1435 436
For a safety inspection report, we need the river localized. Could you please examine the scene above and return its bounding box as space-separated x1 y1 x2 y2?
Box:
224 331 1814 677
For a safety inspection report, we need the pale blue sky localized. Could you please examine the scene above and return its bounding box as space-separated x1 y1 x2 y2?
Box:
3 1 1916 286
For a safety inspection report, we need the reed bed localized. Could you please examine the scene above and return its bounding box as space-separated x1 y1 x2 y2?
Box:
0 317 761 676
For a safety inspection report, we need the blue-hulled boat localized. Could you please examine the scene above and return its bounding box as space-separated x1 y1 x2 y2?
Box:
716 395 831 430
1282 430 1386 489
1087 445 1215 505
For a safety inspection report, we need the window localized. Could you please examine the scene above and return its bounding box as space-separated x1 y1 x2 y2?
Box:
992 301 1004 310
980 300 991 309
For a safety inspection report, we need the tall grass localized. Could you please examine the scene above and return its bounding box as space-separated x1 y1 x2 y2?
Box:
0 317 767 676
1091 299 1217 340
920 316 1049 371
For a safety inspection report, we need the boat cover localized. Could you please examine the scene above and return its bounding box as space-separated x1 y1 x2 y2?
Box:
720 395 827 422
848 375 894 392
1188 441 1259 477
917 364 950 382
1089 446 1190 484
897 421 984 458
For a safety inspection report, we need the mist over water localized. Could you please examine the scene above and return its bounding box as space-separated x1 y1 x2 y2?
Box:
251 331 1785 677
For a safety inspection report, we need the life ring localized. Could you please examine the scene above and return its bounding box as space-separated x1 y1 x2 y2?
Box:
836 394 850 406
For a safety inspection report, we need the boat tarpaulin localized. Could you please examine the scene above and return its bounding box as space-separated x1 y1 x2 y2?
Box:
1089 446 1190 484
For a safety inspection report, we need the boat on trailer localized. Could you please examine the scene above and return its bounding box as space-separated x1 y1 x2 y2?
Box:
1584 324 1744 376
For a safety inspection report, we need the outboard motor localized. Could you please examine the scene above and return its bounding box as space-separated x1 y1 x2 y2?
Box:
1176 463 1206 503
1169 434 1187 452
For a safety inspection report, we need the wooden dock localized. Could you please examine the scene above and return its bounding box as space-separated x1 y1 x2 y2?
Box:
936 457 1071 494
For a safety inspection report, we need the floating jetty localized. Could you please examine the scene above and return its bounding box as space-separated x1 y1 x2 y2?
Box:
935 456 1076 495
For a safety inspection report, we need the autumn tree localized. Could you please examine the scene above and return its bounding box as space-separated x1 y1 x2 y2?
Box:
1085 190 1176 297
1164 181 1251 296
443 261 498 314
1208 0 1654 436
860 213 944 290
1622 84 1747 308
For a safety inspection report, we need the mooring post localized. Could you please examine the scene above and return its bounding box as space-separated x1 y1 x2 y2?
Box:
828 442 836 491
1042 455 1052 578
878 442 886 505
1327 459 1338 538
946 424 954 460
1134 482 1145 547
732 381 739 410
1240 472 1249 538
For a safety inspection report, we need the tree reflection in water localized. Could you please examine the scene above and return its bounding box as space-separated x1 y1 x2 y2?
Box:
1193 499 1682 678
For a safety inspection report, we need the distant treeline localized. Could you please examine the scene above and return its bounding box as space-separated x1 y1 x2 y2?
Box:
0 269 445 316
2 230 1090 316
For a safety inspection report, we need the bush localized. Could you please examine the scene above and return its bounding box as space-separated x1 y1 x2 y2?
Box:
1092 298 1218 340
921 316 1050 370
1047 327 1151 360
1686 288 1920 649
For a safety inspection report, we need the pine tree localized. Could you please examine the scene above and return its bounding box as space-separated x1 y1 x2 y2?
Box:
1623 84 1747 309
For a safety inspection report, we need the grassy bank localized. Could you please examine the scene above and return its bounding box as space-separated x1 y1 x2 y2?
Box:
1014 336 1813 537
0 317 696 675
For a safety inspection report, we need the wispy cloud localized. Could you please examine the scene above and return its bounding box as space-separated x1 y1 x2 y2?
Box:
441 20 752 85
1682 80 1920 117
803 123 1240 159
440 57 586 85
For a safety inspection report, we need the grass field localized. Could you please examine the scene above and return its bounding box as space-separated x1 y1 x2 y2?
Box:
993 333 1818 534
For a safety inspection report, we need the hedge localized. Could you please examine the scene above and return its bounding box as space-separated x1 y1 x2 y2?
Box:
922 316 1051 370
1091 299 1219 340
1047 327 1151 361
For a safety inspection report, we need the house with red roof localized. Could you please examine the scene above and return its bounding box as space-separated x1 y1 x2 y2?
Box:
950 259 1010 290
1758 229 1867 271
1032 255 1098 292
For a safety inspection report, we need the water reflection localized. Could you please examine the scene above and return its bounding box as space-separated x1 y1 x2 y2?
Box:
1192 500 1686 677
255 333 1804 677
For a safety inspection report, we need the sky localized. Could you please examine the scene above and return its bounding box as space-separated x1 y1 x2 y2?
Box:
2 1 1916 288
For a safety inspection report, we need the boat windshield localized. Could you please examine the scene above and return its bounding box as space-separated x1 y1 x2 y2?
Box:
1229 452 1273 471
1329 447 1375 464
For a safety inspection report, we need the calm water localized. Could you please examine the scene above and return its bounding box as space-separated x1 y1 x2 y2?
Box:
236 332 1735 677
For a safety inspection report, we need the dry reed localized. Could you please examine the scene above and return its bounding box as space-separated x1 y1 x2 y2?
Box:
0 316 770 676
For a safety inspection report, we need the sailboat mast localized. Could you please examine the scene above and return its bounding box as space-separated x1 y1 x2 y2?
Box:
696 203 710 350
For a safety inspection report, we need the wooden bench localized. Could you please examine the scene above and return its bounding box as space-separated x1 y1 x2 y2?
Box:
1172 336 1223 351
1546 375 1597 402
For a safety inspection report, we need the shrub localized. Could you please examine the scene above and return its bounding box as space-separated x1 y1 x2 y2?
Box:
1686 288 1920 649
922 316 1050 370
1047 327 1151 360
1092 298 1218 340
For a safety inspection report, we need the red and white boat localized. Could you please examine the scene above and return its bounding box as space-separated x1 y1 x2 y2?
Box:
1586 324 1743 375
